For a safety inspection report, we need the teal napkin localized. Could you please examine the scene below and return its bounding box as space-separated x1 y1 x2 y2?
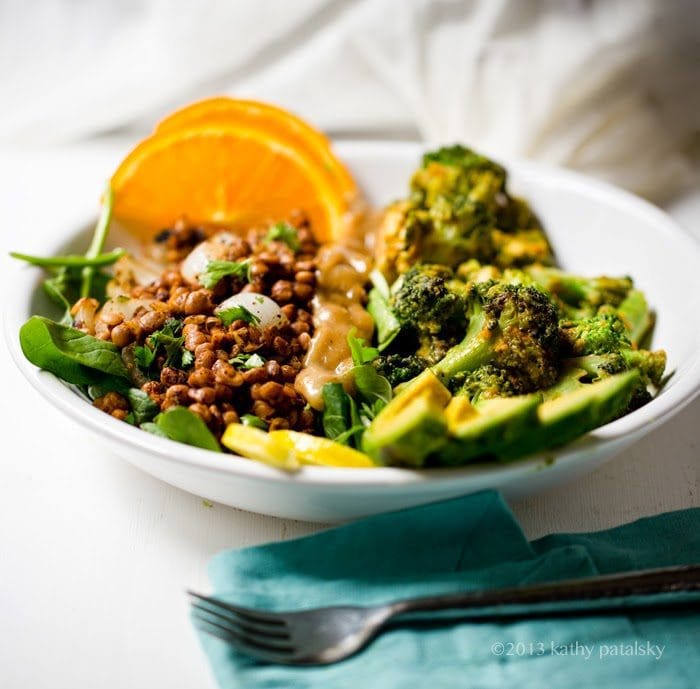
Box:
196 491 700 688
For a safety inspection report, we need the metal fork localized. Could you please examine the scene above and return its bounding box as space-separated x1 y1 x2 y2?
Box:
190 563 700 665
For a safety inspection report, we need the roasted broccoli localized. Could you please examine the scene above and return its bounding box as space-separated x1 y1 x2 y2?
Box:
433 282 561 394
559 313 630 356
524 265 633 319
555 312 666 412
375 145 554 281
373 353 429 388
456 364 519 402
389 264 467 365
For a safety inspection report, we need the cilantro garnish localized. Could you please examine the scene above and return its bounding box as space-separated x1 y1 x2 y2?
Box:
229 352 266 369
264 222 300 252
199 259 252 289
134 318 192 371
218 305 260 327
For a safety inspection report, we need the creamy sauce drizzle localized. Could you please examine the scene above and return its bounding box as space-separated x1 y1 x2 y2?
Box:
295 209 379 409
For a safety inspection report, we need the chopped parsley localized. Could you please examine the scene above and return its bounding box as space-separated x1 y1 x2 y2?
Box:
218 305 260 327
264 222 300 252
199 259 252 289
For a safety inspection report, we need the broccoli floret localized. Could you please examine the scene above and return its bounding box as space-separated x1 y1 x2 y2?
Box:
433 282 560 394
524 265 633 319
414 145 507 214
375 146 554 279
559 313 630 356
570 349 666 388
373 353 429 388
390 264 467 365
392 264 464 332
457 364 518 402
556 313 666 413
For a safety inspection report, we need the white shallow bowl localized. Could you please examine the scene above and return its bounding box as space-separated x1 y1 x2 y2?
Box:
6 141 700 523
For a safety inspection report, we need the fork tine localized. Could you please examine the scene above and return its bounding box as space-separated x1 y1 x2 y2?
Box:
191 601 291 639
193 613 296 658
187 591 287 626
195 620 295 664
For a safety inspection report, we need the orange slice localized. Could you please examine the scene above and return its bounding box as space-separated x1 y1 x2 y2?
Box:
154 97 356 199
110 99 357 241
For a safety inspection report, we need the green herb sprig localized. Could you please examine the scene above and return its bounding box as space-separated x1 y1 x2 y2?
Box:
199 260 252 289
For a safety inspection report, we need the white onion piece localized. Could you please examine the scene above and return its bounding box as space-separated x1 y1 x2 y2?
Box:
99 296 155 322
180 232 238 283
215 292 288 329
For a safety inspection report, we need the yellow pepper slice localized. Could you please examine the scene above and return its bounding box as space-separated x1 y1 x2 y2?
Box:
271 430 376 468
221 424 299 471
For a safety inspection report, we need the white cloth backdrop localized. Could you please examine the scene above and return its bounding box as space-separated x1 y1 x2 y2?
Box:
1 0 698 201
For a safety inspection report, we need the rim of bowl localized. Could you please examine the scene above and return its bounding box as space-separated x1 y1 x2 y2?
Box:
5 141 700 488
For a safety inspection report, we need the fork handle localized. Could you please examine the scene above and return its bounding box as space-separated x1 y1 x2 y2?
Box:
390 563 700 621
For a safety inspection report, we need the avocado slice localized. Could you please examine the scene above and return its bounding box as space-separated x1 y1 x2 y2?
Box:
436 394 542 466
362 370 451 466
498 369 641 461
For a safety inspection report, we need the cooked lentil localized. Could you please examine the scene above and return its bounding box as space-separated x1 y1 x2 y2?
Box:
87 214 320 437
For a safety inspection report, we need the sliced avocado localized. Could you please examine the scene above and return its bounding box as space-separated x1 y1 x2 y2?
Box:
436 393 541 466
362 370 451 466
617 289 653 347
499 369 641 461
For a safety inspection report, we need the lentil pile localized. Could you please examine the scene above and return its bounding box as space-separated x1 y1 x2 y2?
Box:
85 214 319 437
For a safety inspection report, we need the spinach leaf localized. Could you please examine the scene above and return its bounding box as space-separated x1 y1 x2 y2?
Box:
367 269 401 352
127 388 160 425
322 383 365 446
199 259 251 289
140 421 168 438
11 185 117 322
218 305 260 327
353 364 392 419
347 328 379 366
20 316 130 384
153 407 221 451
321 382 350 441
264 222 300 251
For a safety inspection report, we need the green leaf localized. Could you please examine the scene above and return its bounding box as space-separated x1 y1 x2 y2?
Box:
241 414 268 430
154 407 221 451
199 259 251 289
229 352 266 369
135 319 191 372
321 382 351 442
81 183 115 298
134 344 156 369
353 364 392 420
218 305 260 327
140 421 168 438
42 268 75 323
367 287 401 352
10 248 125 268
347 328 379 366
20 316 130 384
264 222 300 251
127 388 160 425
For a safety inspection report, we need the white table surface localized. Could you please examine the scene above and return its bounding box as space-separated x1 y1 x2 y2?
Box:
1 141 698 689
